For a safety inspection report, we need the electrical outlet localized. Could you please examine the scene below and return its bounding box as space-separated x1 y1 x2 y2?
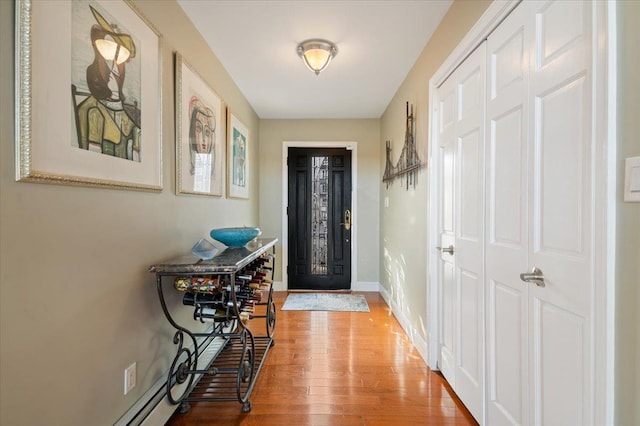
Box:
124 362 136 395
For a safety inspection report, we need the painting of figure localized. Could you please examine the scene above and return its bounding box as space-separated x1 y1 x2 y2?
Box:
71 1 142 162
232 127 246 187
227 113 249 199
188 96 216 191
175 54 223 196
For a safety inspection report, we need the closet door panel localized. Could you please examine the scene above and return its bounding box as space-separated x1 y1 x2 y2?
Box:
485 3 530 425
489 25 525 101
488 280 525 425
536 0 585 70
440 82 457 237
533 299 585 425
437 43 485 423
457 127 483 401
490 109 524 247
534 78 587 259
459 130 482 243
453 45 486 422
459 268 482 385
486 106 528 426
441 257 456 381
438 76 458 386
529 1 593 424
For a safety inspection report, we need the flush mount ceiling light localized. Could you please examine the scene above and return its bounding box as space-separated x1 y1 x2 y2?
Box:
296 39 338 76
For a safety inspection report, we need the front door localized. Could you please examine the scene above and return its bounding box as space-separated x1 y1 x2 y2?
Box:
287 148 352 290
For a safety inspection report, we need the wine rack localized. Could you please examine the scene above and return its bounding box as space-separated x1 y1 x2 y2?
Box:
149 238 277 414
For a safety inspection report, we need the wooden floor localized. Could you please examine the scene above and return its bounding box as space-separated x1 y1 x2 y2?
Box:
166 291 477 425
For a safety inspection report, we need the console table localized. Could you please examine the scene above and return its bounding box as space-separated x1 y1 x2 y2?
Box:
149 238 277 413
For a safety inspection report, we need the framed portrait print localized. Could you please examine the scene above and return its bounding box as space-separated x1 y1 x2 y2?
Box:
175 54 224 196
15 0 163 191
227 111 249 199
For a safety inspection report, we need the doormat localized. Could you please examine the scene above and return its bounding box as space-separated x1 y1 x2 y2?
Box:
281 293 370 312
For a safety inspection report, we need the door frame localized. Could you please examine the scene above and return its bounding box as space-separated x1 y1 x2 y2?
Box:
281 141 358 291
426 1 617 424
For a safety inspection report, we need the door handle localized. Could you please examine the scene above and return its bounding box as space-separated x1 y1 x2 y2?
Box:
436 245 455 255
340 209 351 231
520 267 545 287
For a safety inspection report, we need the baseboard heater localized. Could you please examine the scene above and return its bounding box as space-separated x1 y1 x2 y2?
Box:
114 327 229 426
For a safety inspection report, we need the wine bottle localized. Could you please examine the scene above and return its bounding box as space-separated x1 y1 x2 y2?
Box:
175 276 220 294
183 292 225 307
195 306 230 322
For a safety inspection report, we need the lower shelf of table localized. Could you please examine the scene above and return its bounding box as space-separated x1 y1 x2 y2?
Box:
180 334 273 412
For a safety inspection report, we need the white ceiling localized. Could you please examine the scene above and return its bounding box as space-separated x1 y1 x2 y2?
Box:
177 0 453 119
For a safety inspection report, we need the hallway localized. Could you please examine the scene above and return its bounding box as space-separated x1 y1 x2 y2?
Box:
166 291 477 425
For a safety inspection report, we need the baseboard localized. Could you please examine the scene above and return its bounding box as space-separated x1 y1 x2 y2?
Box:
114 327 229 426
273 281 379 292
378 285 432 369
353 281 380 292
272 281 286 291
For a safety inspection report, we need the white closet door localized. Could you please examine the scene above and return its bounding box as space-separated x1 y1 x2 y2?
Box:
435 1 604 424
438 66 457 389
437 43 486 423
485 1 596 424
485 3 530 425
527 1 594 424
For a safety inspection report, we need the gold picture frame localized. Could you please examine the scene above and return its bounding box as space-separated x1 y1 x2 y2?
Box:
15 0 163 191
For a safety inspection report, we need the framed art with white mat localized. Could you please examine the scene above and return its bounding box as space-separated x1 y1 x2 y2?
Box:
175 53 224 196
226 111 249 199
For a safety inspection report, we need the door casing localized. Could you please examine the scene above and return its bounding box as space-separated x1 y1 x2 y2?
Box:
427 1 617 425
282 141 358 291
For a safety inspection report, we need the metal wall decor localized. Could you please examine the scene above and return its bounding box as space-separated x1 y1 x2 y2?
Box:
383 102 423 189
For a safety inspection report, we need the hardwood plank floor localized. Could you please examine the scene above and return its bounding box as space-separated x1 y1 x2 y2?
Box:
166 291 477 426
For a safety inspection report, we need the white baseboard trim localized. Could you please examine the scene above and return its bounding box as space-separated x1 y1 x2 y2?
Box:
271 281 379 292
353 281 379 292
378 285 432 369
115 326 229 426
272 281 286 291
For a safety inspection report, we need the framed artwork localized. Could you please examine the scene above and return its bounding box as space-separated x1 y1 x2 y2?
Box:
15 0 162 191
227 111 249 199
175 53 224 196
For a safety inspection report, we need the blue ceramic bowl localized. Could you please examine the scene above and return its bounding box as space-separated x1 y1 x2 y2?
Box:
210 227 261 248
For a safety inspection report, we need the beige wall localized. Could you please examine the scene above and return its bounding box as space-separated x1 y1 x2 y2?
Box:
0 1 260 424
258 119 380 284
616 2 640 424
379 0 492 343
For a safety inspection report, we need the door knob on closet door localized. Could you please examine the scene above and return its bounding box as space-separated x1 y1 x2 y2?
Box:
436 245 455 255
520 267 545 287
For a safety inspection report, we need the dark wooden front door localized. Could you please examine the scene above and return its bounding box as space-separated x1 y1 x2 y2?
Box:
287 148 352 290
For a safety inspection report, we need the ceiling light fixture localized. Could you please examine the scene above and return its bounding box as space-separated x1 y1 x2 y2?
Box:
296 39 338 76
